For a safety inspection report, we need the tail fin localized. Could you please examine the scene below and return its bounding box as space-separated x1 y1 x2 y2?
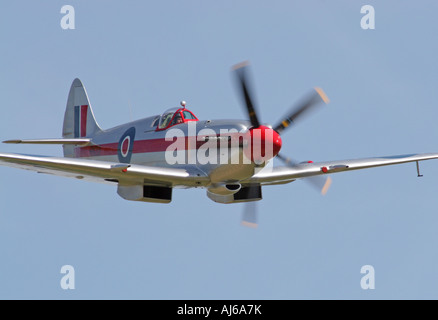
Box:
63 78 102 157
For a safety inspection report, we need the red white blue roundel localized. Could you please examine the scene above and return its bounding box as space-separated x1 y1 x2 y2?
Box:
118 127 136 163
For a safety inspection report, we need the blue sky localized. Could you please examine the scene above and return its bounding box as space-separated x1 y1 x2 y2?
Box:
1 1 438 299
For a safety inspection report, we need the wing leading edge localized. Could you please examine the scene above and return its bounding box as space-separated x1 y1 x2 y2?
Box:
0 153 209 187
245 153 438 185
3 139 92 145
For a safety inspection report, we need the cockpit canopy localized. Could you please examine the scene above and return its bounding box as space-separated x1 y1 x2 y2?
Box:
157 107 198 130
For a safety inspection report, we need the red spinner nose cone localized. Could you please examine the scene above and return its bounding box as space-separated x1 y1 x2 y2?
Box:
246 125 282 164
271 129 282 157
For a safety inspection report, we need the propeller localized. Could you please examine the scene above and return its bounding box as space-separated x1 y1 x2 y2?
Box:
232 61 331 228
233 61 329 134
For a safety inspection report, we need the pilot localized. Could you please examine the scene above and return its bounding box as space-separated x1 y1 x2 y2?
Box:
173 114 183 125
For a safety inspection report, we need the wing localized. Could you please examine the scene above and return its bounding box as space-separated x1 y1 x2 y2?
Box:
3 138 92 146
245 153 438 185
0 153 209 187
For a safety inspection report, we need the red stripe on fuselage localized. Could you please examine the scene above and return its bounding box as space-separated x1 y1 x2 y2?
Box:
80 105 88 137
74 136 238 158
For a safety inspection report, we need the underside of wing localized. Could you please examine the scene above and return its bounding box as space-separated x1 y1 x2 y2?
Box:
245 153 438 185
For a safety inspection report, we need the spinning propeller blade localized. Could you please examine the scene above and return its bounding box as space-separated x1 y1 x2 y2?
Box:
233 61 261 128
273 87 329 134
276 153 332 195
241 201 258 228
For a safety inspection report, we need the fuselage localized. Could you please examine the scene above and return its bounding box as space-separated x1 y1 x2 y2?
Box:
63 100 283 184
64 116 264 183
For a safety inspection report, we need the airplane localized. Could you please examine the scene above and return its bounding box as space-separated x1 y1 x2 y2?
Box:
2 62 438 227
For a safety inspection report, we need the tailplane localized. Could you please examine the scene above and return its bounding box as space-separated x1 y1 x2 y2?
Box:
3 79 101 157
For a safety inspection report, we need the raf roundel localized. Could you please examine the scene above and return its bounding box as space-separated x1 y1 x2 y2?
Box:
121 136 131 157
118 127 136 163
